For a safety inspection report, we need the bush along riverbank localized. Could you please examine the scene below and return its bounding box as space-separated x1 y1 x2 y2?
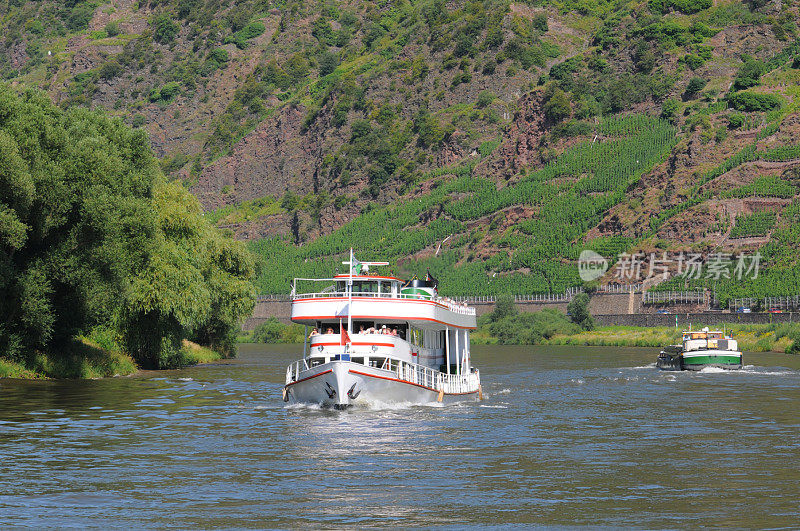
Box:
0 326 225 380
0 86 254 378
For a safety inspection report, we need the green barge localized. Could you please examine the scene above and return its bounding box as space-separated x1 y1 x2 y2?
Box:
656 327 742 371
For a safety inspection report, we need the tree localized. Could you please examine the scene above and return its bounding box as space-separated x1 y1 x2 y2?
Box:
544 87 571 123
684 76 706 99
567 292 595 330
121 183 254 368
733 58 765 91
318 51 338 76
0 86 159 362
661 97 679 120
153 14 179 43
491 293 518 321
0 85 255 369
476 90 496 108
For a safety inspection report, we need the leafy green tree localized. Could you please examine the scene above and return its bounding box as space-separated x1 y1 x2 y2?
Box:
0 86 158 362
544 87 571 123
567 292 595 330
733 58 765 90
476 90 496 108
661 97 679 119
491 293 518 321
121 183 254 368
318 51 339 76
684 76 707 98
153 14 179 44
0 85 255 369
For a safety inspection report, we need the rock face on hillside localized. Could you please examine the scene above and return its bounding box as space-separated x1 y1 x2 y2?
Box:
191 103 314 209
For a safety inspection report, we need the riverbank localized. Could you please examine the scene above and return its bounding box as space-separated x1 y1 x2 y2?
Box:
0 338 224 380
544 324 800 353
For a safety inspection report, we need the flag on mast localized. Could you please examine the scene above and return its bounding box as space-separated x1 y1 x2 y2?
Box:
340 319 350 346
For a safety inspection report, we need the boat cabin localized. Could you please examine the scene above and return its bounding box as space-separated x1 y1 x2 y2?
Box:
681 327 737 352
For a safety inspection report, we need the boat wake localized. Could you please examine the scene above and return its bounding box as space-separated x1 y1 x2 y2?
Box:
283 399 445 412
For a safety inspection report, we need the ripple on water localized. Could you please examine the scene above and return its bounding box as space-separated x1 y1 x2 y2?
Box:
1 345 800 528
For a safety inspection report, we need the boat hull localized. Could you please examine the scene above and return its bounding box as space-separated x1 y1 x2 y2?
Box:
657 350 742 371
284 360 478 408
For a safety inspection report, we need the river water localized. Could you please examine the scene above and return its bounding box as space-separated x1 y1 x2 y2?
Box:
2 344 800 528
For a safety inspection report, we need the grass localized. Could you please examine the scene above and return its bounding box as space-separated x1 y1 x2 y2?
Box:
544 323 800 353
0 337 223 380
0 337 138 380
180 340 223 365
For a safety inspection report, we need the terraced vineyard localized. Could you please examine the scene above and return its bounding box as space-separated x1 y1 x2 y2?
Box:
251 115 677 294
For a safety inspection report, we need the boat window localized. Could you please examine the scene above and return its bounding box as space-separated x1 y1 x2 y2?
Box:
353 280 378 294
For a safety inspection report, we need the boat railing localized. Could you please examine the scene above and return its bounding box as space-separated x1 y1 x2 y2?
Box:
292 291 476 315
284 357 480 394
390 358 480 395
285 358 310 385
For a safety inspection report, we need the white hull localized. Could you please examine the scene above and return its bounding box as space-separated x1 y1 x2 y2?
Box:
285 360 480 408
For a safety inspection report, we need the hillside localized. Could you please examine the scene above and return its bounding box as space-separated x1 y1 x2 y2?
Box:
3 0 800 306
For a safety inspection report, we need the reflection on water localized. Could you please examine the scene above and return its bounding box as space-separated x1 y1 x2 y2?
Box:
2 344 800 527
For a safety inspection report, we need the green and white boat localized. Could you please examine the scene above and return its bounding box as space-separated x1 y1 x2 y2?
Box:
656 327 742 371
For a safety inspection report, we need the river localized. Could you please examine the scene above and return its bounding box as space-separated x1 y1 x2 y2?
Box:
2 344 800 527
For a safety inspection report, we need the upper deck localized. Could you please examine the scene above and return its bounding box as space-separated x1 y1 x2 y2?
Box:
291 275 476 330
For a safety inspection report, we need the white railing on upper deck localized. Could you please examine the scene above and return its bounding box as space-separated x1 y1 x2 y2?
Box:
285 357 480 395
292 290 476 316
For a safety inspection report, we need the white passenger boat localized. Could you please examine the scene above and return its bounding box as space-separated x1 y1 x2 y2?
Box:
283 251 481 408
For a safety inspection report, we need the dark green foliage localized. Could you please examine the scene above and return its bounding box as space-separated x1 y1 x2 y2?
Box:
733 58 765 90
318 51 339 76
567 292 595 330
0 85 254 369
544 87 571 123
727 91 782 112
476 90 495 108
413 110 454 147
99 59 123 80
225 21 265 49
252 317 302 343
728 112 745 128
532 13 548 32
67 3 94 31
153 14 179 44
105 21 120 37
492 294 517 320
479 308 580 344
684 76 707 98
552 120 591 138
0 86 158 362
650 0 712 14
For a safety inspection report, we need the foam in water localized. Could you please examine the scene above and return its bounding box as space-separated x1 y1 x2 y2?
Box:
630 363 658 370
699 366 727 374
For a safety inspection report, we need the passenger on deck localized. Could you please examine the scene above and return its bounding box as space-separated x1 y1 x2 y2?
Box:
390 328 398 336
380 325 388 334
325 327 334 334
308 328 319 338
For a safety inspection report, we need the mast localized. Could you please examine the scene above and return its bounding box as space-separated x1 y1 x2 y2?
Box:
348 248 353 335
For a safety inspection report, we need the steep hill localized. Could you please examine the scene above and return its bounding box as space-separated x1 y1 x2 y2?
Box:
3 0 800 305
